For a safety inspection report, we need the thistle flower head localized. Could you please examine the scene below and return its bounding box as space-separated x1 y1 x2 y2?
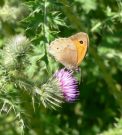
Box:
0 4 29 22
54 69 79 102
39 68 79 109
3 34 29 69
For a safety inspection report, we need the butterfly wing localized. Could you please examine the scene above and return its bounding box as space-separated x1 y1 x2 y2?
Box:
74 40 88 65
48 32 89 69
48 38 77 69
70 32 89 66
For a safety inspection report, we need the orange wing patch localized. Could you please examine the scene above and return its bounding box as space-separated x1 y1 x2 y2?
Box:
73 40 87 66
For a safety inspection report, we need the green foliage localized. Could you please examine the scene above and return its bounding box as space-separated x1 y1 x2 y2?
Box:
99 118 122 135
0 0 122 135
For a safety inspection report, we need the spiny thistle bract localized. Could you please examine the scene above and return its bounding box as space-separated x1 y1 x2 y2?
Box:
38 68 79 109
2 34 30 69
36 78 64 110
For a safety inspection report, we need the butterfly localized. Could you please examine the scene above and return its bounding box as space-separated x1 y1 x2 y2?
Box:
48 32 89 70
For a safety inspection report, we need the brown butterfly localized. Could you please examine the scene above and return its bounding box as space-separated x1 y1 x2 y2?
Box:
48 32 89 70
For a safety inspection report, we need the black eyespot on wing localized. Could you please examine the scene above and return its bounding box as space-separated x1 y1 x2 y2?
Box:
79 40 83 44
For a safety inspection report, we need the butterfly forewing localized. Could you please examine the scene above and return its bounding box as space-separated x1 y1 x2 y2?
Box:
48 38 77 69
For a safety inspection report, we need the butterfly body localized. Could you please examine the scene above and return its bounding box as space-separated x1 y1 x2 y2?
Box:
48 32 89 69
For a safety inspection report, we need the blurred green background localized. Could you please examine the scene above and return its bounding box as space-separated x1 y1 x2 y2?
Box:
0 0 122 135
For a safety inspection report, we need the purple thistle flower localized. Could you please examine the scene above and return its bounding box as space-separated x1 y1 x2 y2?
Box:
54 68 79 102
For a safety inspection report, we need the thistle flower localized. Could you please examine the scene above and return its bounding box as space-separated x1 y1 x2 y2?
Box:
3 34 30 69
54 69 79 102
0 4 29 22
0 5 19 22
39 68 79 109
